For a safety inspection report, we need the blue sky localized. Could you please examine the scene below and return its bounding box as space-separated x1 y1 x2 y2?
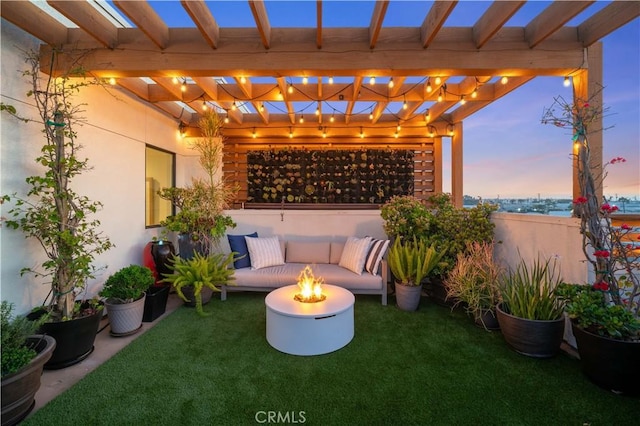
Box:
141 1 639 200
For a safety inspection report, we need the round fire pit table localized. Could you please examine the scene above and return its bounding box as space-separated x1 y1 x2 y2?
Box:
265 284 355 356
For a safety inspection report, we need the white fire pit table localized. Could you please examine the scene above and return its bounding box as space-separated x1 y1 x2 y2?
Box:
265 284 355 356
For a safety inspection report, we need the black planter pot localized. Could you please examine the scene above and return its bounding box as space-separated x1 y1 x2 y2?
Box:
496 303 565 358
28 302 103 370
177 233 207 260
571 322 640 395
1 335 56 426
424 277 455 307
143 285 170 322
181 286 214 307
475 309 500 331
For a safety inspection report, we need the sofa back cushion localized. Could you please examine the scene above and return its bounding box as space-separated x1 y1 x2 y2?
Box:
227 232 258 269
330 242 344 264
285 241 331 264
338 236 372 275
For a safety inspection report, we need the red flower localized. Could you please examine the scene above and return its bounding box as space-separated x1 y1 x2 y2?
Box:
621 224 631 230
610 157 626 164
600 204 619 213
594 250 610 258
573 196 588 204
593 281 610 291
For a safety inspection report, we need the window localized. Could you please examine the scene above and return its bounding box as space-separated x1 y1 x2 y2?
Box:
145 145 175 227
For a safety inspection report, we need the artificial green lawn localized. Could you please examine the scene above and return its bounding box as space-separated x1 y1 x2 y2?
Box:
24 293 638 426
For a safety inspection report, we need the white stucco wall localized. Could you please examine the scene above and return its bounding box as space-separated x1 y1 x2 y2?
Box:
0 21 195 313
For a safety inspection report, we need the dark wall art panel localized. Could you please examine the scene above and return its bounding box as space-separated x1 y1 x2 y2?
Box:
246 149 414 204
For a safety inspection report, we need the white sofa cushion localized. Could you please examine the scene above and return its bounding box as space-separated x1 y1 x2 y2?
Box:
285 241 331 264
330 242 344 264
338 236 372 275
245 236 285 270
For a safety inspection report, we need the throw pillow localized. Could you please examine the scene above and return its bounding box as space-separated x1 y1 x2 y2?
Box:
364 238 390 276
245 236 285 270
227 232 258 269
338 236 372 275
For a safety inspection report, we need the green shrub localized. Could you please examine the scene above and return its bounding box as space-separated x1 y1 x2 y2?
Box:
100 265 155 303
1 301 38 377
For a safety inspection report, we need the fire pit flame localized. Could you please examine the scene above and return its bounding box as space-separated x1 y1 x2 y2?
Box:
294 265 326 303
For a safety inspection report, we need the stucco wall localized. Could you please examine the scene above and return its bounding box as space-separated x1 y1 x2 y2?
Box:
0 21 194 313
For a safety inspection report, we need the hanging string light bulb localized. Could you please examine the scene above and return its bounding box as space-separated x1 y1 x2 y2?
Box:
435 76 442 85
299 114 304 124
369 76 376 85
424 109 430 122
388 78 394 89
563 76 571 87
360 127 364 138
302 76 309 85
501 76 508 85
426 80 432 93
328 76 334 85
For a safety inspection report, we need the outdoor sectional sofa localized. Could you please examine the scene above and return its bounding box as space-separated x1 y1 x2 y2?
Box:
221 235 389 305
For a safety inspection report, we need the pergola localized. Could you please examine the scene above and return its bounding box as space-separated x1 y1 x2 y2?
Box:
2 0 638 206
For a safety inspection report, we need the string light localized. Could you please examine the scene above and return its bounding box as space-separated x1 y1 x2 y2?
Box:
471 88 478 99
299 114 304 124
224 115 230 124
459 95 466 105
424 109 430 122
322 128 327 138
231 101 237 111
330 111 335 123
315 106 320 116
369 76 376 85
394 131 399 139
448 124 454 136
563 76 571 87
426 80 432 93
172 77 179 85
108 77 116 85
501 76 508 85
180 79 187 92
277 90 283 100
427 125 436 138
240 76 247 84
259 103 265 112
178 122 186 138
435 76 441 85
328 76 334 84
288 83 294 94
388 78 394 88
437 88 443 102
302 76 308 85
202 102 208 111
397 122 401 132
369 108 374 120
252 128 257 138
402 96 408 110
289 127 294 138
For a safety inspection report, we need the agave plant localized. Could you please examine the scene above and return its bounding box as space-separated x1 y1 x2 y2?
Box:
387 237 447 286
162 252 235 316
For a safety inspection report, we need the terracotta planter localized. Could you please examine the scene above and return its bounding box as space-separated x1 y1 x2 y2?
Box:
496 303 565 358
572 322 640 395
1 335 56 426
395 283 422 311
105 293 146 336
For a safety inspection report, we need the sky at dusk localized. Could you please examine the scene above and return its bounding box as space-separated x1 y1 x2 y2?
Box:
144 0 639 200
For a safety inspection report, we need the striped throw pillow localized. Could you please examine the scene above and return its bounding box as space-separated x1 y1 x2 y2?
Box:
364 239 390 276
244 236 285 270
338 236 372 275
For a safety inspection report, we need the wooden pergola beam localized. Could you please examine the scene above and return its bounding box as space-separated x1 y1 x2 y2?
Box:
113 1 169 49
47 1 118 48
181 0 219 49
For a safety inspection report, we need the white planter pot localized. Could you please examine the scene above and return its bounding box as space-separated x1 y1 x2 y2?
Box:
105 294 146 336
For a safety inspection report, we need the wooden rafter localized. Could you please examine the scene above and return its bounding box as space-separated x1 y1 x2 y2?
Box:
473 1 526 48
48 1 118 48
578 1 640 47
113 1 169 49
248 0 271 49
525 1 594 48
369 0 389 49
181 0 219 49
316 0 322 49
421 0 458 48
0 1 68 46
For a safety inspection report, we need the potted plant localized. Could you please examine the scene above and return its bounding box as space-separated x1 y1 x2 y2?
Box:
543 93 639 394
380 195 431 241
99 265 155 336
422 193 498 305
387 237 447 311
1 51 113 369
496 255 566 358
445 241 504 330
1 301 56 425
162 252 235 316
158 110 238 258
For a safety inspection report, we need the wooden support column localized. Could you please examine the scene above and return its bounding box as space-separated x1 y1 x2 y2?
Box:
572 43 603 203
433 136 443 195
451 122 464 207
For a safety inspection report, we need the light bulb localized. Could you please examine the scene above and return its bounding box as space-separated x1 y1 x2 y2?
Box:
328 76 334 84
330 114 335 123
360 128 364 138
277 90 283 100
322 130 327 138
388 78 394 88
202 103 208 111
224 116 230 124
252 130 257 139
108 77 116 85
231 101 237 111
288 84 294 94
563 76 570 87
402 100 408 110
315 107 320 116
397 123 401 131
424 109 430 122
435 76 441 85
471 89 478 99
181 82 187 92
437 93 443 102
240 76 247 84
369 76 375 85
299 115 304 124
426 81 432 93
460 95 466 105
501 76 508 85
369 112 374 120
259 104 265 112
394 132 399 139
172 77 179 84
302 76 308 85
